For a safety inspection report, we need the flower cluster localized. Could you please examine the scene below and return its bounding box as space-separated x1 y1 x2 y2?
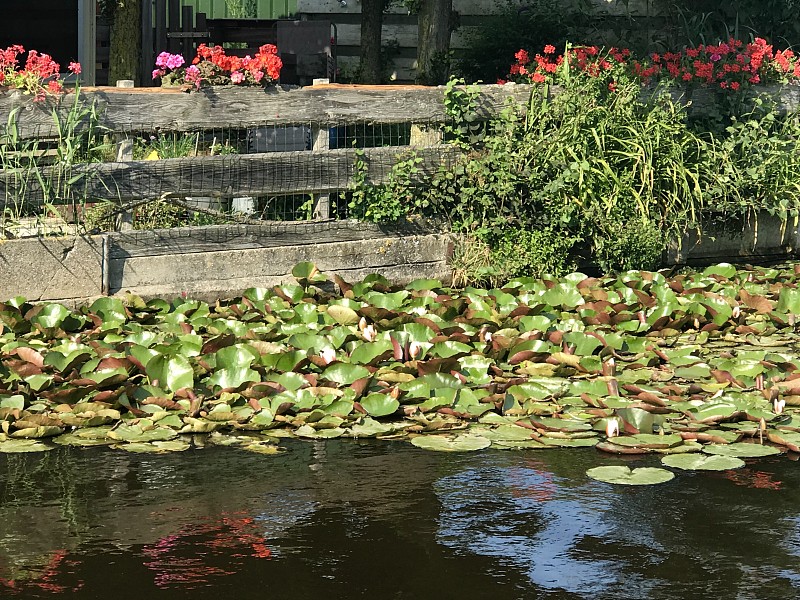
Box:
504 38 800 93
0 45 80 101
152 44 282 89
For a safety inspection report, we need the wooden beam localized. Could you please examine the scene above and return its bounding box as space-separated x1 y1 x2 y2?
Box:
78 0 96 85
0 145 461 205
0 84 534 138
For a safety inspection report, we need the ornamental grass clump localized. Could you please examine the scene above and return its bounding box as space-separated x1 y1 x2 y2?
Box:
153 44 282 89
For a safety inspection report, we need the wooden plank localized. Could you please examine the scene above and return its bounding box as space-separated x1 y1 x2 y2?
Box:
0 145 461 205
155 0 168 57
0 84 534 137
168 0 182 54
107 220 419 258
141 0 155 86
78 0 97 86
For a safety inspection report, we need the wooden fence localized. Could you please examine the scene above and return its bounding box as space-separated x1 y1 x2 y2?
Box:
0 83 531 222
2 81 799 226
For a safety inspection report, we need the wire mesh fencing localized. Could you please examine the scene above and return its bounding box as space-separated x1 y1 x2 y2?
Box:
0 117 458 236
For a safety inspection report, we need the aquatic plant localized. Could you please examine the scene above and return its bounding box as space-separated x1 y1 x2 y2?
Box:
0 262 798 478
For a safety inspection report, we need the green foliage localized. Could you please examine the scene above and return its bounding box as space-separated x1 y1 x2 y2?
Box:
490 227 577 279
442 78 484 146
134 133 199 160
701 103 800 221
0 88 109 236
348 149 425 223
673 0 800 47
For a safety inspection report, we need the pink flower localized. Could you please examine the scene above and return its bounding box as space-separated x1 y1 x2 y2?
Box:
68 61 81 75
230 71 244 84
184 64 200 82
544 44 556 55
152 69 164 80
155 52 171 68
166 54 185 69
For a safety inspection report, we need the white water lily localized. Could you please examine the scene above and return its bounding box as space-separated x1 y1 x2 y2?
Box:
606 418 620 438
408 306 427 316
774 398 786 415
408 342 422 360
481 330 493 343
358 317 368 331
362 324 377 342
732 305 741 319
320 347 336 365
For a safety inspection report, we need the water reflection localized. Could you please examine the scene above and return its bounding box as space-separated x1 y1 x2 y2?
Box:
0 442 798 598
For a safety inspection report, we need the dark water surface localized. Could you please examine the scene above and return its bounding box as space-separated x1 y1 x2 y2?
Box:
0 441 797 599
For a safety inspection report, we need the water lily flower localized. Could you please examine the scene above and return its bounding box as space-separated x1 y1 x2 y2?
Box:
606 418 620 438
358 317 367 331
320 347 336 365
732 305 741 319
362 324 376 342
408 342 422 360
481 329 493 343
774 398 786 415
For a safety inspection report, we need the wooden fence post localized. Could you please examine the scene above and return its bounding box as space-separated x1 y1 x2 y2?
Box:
311 124 330 220
114 80 135 231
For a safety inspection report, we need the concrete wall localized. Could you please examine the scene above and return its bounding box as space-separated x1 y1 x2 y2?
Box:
667 212 798 266
0 221 451 304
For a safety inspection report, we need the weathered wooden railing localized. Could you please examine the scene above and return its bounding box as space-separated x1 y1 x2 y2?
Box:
0 84 532 222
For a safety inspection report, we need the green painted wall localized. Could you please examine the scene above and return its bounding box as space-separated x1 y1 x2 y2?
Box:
181 0 296 20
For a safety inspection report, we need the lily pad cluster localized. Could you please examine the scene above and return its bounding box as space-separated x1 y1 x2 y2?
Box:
0 261 798 461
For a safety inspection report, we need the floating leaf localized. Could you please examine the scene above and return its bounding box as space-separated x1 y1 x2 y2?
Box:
118 440 191 453
0 438 53 452
359 393 400 417
327 304 360 325
321 363 371 385
410 434 491 452
702 443 782 458
586 465 674 485
661 454 745 471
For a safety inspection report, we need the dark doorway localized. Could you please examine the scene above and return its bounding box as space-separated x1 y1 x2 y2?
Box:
0 0 80 69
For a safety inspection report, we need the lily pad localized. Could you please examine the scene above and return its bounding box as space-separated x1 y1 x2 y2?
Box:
410 434 491 452
586 465 675 485
661 454 745 471
702 443 782 458
118 440 191 453
0 439 54 453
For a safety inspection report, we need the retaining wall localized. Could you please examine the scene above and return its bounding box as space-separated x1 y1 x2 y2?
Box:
0 221 451 304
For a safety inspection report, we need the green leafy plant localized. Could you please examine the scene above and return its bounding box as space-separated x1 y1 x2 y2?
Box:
0 87 109 237
348 149 426 223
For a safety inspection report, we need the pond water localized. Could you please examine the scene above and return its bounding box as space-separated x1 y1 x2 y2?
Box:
1 441 798 599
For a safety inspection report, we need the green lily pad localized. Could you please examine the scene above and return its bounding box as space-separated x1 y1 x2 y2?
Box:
410 434 491 452
661 454 745 471
118 440 191 453
359 393 400 417
241 442 286 454
586 465 675 486
702 443 782 458
0 439 54 453
321 363 371 385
